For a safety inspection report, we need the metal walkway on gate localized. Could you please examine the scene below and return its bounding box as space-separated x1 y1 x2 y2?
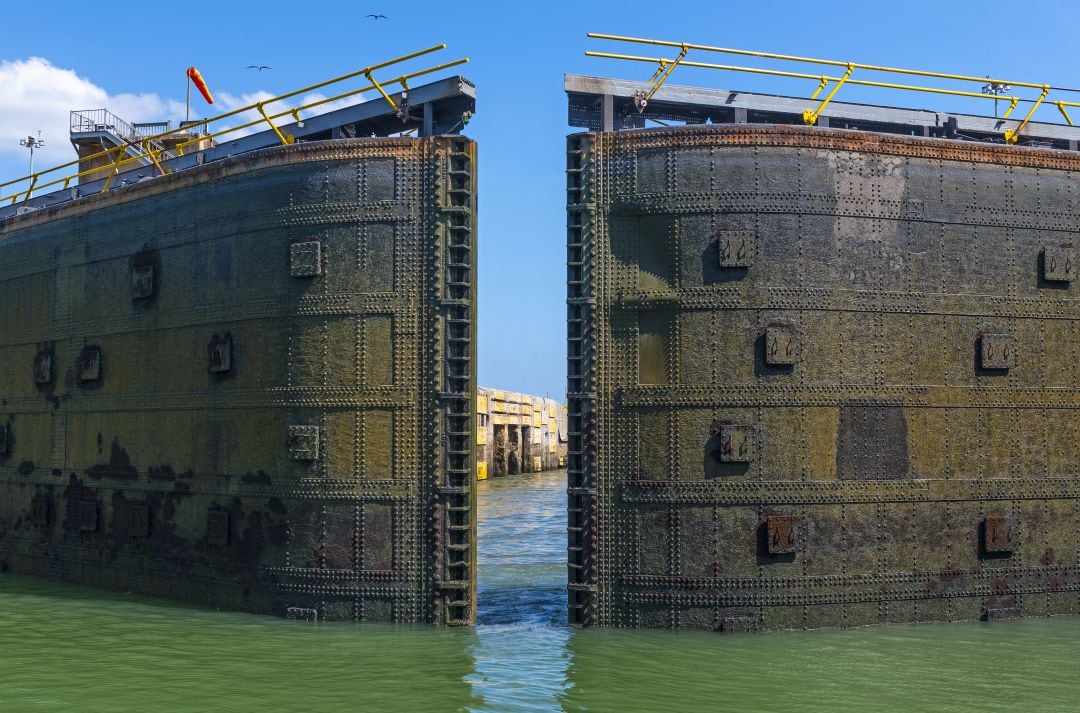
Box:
576 34 1080 149
1 45 473 220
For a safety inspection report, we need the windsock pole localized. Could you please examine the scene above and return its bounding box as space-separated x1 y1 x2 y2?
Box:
185 66 215 124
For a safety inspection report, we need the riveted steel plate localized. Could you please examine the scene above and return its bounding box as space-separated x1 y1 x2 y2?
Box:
287 425 320 461
719 425 755 462
289 240 323 277
0 138 477 624
207 333 232 373
982 515 1014 555
569 124 1080 630
33 349 52 384
77 346 102 382
131 264 155 300
717 230 755 268
765 514 799 555
980 333 1016 370
765 325 798 366
1042 244 1073 283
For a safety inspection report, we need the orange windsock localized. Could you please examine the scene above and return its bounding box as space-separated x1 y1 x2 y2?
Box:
187 66 214 105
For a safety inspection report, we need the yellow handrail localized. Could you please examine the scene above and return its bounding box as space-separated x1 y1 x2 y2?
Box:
3 45 469 205
590 52 1036 106
587 33 1080 145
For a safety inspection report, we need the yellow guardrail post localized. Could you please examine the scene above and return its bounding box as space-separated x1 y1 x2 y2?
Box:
168 61 469 156
22 175 38 202
1005 86 1049 144
586 51 1031 106
142 139 167 176
1000 96 1020 119
804 63 854 126
256 102 294 145
365 69 400 115
1056 101 1074 126
635 44 689 112
0 45 469 205
101 143 130 192
586 34 1054 91
586 34 1080 145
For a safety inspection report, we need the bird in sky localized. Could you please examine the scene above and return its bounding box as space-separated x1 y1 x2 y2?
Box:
246 65 272 71
367 14 387 20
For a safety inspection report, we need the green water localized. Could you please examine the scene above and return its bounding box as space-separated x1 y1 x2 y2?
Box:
1 470 1078 712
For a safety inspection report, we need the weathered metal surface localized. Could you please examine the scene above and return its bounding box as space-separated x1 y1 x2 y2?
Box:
567 124 1080 629
565 74 1080 150
0 137 477 624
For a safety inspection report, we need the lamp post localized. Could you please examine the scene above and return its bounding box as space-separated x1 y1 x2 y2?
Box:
19 132 45 199
981 77 1012 118
19 131 44 176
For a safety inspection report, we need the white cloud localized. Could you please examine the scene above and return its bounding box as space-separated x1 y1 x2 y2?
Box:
0 56 369 181
0 57 189 166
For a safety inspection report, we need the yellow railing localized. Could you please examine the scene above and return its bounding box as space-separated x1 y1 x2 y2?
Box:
586 33 1080 145
3 44 468 205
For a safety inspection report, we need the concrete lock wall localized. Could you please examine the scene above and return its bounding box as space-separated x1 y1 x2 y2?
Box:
567 125 1080 630
475 388 567 478
0 138 477 624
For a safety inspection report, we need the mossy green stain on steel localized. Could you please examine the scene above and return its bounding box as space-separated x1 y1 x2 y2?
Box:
569 124 1080 629
0 138 477 624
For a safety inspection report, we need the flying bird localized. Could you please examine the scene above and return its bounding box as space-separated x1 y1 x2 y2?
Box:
246 65 272 71
367 14 387 20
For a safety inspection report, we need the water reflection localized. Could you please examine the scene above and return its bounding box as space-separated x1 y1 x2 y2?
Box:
561 618 1080 713
475 470 567 627
3 469 1079 712
468 470 571 711
0 575 481 712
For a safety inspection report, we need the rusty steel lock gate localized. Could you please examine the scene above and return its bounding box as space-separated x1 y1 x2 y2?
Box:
567 124 1080 630
0 138 477 624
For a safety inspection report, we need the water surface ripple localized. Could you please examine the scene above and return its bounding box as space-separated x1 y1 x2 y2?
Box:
1 470 1077 712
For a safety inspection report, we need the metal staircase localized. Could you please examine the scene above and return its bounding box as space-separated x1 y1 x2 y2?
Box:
70 109 173 164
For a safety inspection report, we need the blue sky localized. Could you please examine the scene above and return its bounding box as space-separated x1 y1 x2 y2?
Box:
1 0 1078 399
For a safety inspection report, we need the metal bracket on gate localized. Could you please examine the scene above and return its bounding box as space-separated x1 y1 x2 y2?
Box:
635 44 689 112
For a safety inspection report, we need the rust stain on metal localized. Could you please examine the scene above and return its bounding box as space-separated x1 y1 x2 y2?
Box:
569 123 1080 629
982 516 1015 556
836 406 910 481
0 138 477 624
764 514 799 555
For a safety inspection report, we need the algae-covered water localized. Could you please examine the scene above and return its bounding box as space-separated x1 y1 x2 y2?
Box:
1 470 1077 712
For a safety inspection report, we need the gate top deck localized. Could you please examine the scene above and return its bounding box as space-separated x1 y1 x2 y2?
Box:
567 73 1080 150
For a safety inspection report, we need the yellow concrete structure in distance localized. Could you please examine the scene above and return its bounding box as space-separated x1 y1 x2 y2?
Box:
476 388 567 478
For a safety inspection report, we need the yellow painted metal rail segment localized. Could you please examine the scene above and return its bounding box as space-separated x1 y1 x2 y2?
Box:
587 33 1080 144
2 45 469 205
